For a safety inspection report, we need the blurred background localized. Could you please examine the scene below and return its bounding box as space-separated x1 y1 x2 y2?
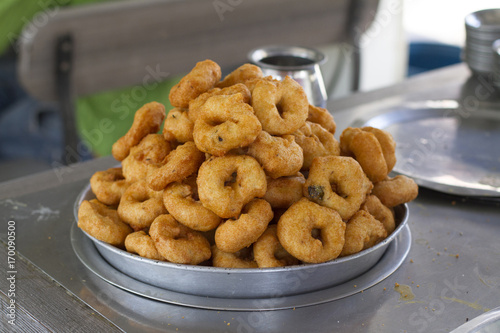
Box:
0 0 498 182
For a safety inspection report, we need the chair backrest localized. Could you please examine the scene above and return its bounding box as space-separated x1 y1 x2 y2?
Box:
17 0 379 102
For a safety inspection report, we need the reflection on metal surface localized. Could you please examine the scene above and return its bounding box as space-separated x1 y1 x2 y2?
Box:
362 105 500 197
450 306 500 333
248 45 328 107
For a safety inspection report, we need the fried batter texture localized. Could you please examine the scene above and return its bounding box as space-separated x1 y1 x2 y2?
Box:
340 210 387 257
169 59 221 108
112 102 166 161
90 167 130 206
277 198 346 263
214 199 273 253
193 93 261 156
253 225 299 268
78 199 132 247
163 179 221 231
372 175 419 208
125 231 164 260
149 214 211 265
79 59 419 269
340 126 396 183
197 155 267 219
304 156 373 220
247 131 303 179
252 76 308 135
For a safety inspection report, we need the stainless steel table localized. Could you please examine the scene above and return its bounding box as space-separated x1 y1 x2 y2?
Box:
1 63 499 333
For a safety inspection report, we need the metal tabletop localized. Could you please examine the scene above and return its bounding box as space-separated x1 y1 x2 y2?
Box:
1 63 500 333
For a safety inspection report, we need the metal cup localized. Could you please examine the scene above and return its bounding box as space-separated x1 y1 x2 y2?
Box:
248 45 328 107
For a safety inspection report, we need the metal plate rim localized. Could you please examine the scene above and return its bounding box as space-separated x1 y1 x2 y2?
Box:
358 102 500 198
71 221 412 311
74 183 409 274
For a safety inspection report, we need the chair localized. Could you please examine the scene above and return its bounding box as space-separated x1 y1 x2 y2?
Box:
17 0 379 164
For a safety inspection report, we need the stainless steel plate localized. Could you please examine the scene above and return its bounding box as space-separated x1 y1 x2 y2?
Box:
71 220 411 311
361 103 500 197
74 184 410 300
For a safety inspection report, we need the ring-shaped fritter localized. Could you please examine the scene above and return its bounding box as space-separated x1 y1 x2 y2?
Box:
117 180 167 231
169 59 221 109
197 155 267 219
149 214 211 265
122 134 171 183
303 156 372 220
147 141 205 191
253 225 299 268
163 180 221 232
111 102 166 161
247 131 303 179
277 198 346 264
339 210 387 257
78 199 132 248
293 121 340 170
193 93 261 156
251 76 308 135
214 198 273 253
90 167 130 206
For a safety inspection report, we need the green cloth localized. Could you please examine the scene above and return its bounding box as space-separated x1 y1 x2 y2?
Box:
1 0 180 157
76 79 179 157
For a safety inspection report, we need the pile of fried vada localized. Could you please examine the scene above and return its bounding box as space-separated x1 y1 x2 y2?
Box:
78 59 418 268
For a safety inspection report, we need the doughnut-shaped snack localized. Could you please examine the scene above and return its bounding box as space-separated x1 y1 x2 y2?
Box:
293 121 340 170
188 83 251 123
303 156 373 220
78 199 132 247
253 225 299 268
214 198 273 253
149 214 211 265
193 93 261 156
340 126 396 183
147 141 205 191
371 175 418 208
90 167 130 206
247 131 303 179
339 210 387 257
197 155 267 218
362 126 396 172
162 108 194 143
117 180 167 231
216 63 263 88
169 59 221 108
252 76 308 135
125 231 164 260
362 195 395 234
307 105 336 134
211 245 258 268
122 134 171 183
277 198 346 264
263 173 305 209
112 102 166 161
244 75 279 93
163 180 221 231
